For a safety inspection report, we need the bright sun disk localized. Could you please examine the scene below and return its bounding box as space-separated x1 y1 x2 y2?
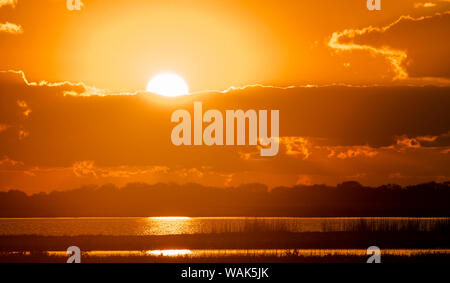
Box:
146 73 189 97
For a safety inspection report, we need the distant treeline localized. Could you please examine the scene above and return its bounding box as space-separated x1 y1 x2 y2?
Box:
0 181 449 217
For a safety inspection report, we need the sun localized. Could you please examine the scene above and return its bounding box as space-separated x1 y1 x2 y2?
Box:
146 73 189 97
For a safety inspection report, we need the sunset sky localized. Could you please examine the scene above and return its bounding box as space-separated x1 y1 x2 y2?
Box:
0 0 449 193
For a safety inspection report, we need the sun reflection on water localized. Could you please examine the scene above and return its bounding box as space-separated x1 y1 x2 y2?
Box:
144 216 192 235
146 249 192 256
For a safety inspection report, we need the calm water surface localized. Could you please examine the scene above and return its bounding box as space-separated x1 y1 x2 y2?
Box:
0 217 448 236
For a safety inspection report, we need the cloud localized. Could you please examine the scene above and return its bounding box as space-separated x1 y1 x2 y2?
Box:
0 0 17 8
0 2 22 35
274 137 378 160
72 160 169 178
0 156 23 168
72 161 97 177
386 133 450 151
279 137 311 159
0 70 107 96
414 0 450 9
0 22 23 34
326 146 378 159
18 128 28 140
394 136 423 149
416 135 439 142
329 12 450 80
2 71 449 152
414 2 437 8
16 100 31 118
0 71 449 190
0 124 9 133
245 138 381 160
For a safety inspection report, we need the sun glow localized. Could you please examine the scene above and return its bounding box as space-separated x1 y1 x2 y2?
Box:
146 250 192 257
146 73 189 97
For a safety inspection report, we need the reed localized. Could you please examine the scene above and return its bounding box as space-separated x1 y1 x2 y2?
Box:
197 217 450 234
329 218 450 233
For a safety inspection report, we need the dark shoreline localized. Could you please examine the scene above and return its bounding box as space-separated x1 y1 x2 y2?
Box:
1 254 449 263
2 182 449 217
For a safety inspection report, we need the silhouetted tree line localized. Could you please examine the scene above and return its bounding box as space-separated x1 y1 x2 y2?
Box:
0 181 449 217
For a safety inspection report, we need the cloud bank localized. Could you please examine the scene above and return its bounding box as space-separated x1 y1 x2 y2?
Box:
0 0 17 8
0 71 448 191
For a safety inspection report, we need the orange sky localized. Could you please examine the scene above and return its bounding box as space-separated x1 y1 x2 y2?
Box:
0 0 449 91
0 0 449 193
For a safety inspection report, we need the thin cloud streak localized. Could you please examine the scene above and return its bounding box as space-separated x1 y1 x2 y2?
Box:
0 22 23 34
0 0 17 8
328 12 450 81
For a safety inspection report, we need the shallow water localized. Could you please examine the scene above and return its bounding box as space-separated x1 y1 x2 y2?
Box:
0 217 448 236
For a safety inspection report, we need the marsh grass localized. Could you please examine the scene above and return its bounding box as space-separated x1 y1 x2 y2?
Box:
195 217 450 234
324 218 450 233
2 249 450 263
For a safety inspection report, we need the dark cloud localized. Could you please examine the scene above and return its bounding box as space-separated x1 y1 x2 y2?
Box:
0 71 449 189
330 12 450 80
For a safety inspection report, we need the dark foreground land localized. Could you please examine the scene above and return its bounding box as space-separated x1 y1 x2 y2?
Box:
0 231 449 263
1 253 449 263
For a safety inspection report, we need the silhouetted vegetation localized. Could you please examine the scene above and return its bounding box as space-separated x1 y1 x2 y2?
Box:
0 181 449 217
1 250 449 263
323 218 450 233
201 217 450 234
